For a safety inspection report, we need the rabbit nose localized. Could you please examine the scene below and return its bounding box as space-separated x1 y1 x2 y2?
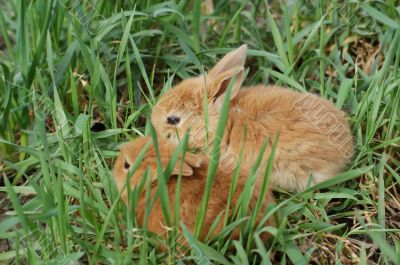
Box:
166 115 180 125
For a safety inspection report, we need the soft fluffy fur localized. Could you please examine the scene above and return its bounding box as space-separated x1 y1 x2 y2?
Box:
151 45 354 191
113 136 274 242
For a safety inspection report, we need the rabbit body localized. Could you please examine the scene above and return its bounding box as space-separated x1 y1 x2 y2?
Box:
113 136 274 241
223 85 353 191
151 45 353 191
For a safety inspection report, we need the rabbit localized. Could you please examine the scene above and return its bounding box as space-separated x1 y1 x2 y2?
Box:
113 136 275 244
151 45 354 192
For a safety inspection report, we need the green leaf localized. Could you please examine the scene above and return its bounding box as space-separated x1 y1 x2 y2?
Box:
181 224 232 265
362 4 399 29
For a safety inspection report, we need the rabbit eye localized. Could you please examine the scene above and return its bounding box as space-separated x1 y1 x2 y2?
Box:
124 160 130 170
166 133 171 139
166 115 180 125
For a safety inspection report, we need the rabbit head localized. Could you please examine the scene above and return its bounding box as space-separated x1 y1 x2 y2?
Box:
113 136 203 202
151 45 247 148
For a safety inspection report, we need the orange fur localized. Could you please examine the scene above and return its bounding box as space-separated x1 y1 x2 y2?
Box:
113 136 274 242
151 45 354 191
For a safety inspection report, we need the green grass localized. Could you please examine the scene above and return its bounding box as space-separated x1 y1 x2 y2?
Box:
1 0 400 264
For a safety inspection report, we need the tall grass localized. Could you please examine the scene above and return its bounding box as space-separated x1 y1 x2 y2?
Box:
0 0 399 264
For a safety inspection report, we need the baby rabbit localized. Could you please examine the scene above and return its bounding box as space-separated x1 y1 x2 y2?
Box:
151 45 354 192
113 136 274 242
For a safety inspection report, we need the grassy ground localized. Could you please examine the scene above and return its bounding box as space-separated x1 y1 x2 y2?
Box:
0 0 399 264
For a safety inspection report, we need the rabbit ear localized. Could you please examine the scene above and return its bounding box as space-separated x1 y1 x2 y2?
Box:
207 45 247 107
171 162 194 176
209 45 247 77
182 152 204 168
208 66 244 109
171 152 204 176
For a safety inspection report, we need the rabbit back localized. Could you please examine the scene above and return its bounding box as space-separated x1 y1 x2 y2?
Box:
224 85 353 191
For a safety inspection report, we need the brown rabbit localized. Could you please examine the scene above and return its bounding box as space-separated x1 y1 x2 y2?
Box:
151 45 354 192
113 136 275 243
